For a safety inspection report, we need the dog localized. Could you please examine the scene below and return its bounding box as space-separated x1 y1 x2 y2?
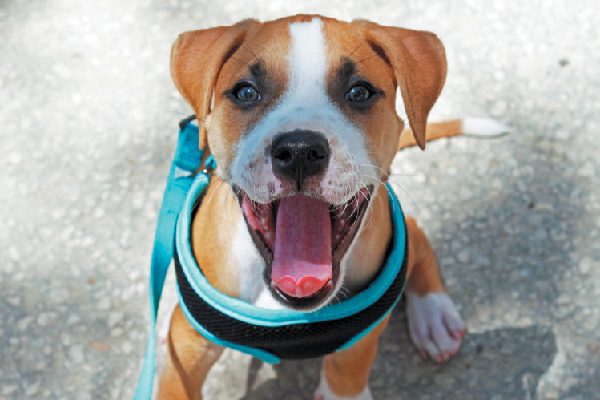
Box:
158 14 502 400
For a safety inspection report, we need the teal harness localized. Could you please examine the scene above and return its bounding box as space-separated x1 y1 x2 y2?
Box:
133 117 408 399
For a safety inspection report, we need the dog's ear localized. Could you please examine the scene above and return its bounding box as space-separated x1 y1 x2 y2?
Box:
359 22 447 150
170 19 257 148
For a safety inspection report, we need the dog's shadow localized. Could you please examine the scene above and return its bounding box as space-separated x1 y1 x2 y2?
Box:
233 307 556 400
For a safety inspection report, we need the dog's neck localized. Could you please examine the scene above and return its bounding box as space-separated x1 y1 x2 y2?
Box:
190 176 392 309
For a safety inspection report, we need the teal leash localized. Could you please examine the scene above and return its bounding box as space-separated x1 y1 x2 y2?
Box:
133 118 210 399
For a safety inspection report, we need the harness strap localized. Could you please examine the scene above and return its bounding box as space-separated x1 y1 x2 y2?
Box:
133 116 407 398
133 117 202 400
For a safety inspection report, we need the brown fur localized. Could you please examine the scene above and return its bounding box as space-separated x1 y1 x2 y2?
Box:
323 315 391 397
160 15 457 399
190 176 242 297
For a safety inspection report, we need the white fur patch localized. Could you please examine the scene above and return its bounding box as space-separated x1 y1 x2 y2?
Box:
462 117 510 136
406 291 466 362
288 18 328 105
231 218 286 309
253 287 286 310
231 218 267 303
314 370 373 400
229 17 378 205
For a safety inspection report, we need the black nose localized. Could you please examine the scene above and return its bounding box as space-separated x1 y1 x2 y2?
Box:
271 130 330 190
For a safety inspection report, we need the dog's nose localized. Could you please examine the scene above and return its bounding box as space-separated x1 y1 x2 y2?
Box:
271 130 330 190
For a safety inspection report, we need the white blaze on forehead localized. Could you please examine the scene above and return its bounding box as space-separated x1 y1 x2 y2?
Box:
287 18 327 103
229 17 378 205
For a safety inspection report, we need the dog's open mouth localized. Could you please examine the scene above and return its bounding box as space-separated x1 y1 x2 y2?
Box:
237 187 372 309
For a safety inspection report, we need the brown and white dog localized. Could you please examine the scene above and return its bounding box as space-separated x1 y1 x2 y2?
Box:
158 14 504 400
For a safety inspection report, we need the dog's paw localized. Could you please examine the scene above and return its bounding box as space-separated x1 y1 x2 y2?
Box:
314 373 373 400
406 291 466 362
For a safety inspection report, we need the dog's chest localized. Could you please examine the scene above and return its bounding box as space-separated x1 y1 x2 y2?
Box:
231 218 285 309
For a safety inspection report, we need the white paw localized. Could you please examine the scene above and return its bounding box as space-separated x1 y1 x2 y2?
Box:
314 371 372 400
406 292 466 362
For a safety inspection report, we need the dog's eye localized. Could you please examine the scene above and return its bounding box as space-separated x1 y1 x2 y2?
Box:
346 84 372 103
234 85 261 103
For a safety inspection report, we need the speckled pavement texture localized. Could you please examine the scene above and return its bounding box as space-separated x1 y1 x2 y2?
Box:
1 0 599 399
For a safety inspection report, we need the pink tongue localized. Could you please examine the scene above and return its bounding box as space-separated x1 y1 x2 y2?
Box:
272 195 332 298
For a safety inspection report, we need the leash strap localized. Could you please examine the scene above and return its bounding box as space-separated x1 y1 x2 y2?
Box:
133 117 204 400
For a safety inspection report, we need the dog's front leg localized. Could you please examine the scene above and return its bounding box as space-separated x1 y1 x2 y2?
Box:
157 305 223 400
404 216 466 362
314 315 390 400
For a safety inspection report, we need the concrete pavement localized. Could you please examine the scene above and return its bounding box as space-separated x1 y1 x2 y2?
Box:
1 0 598 398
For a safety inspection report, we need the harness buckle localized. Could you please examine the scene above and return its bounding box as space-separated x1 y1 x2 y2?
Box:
202 155 216 175
178 115 216 177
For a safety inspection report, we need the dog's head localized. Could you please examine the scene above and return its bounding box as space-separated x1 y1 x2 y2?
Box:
171 15 446 310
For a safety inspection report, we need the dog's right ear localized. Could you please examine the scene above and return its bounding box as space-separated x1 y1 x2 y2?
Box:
170 19 257 147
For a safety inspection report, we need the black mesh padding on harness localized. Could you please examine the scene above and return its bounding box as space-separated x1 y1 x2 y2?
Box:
174 232 408 360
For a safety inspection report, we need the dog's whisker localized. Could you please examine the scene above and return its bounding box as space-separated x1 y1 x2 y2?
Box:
358 162 427 183
355 52 376 65
202 179 225 207
237 45 261 62
385 178 420 213
345 41 364 59
355 184 373 230
229 54 253 68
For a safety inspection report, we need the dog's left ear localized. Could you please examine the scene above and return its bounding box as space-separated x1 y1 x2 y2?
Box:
171 19 257 148
358 22 447 150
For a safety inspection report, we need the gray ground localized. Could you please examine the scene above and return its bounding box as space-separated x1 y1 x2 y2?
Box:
1 0 599 399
